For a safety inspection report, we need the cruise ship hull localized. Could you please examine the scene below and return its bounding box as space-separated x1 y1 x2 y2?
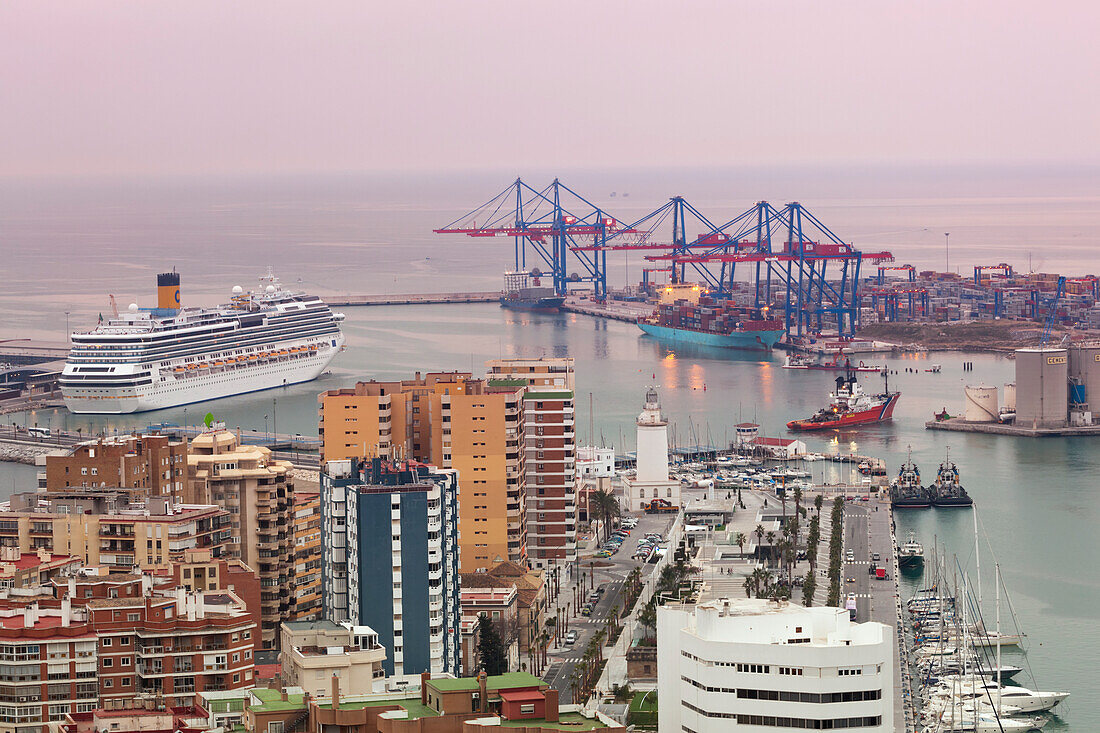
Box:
638 322 784 351
63 341 342 414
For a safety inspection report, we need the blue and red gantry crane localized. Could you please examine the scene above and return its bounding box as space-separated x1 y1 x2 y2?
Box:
436 178 893 337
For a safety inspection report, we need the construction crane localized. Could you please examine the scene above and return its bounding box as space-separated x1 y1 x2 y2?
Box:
108 294 119 318
1039 276 1066 346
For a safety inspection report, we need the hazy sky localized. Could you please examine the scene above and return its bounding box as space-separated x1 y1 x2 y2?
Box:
2 1 1098 177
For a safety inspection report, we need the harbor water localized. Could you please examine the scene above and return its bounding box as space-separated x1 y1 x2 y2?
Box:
1 170 1097 728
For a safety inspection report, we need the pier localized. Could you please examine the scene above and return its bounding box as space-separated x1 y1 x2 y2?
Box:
560 298 648 322
324 291 497 306
0 341 69 365
926 417 1100 437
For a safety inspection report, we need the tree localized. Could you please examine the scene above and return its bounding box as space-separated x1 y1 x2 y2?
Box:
814 493 824 515
477 614 509 675
638 598 658 639
590 488 621 542
734 532 746 558
754 524 765 554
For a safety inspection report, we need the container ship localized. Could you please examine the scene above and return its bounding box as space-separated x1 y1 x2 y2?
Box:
61 272 345 414
786 374 900 431
498 271 563 313
637 284 784 351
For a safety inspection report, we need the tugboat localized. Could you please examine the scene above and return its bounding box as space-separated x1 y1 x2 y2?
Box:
786 373 900 431
928 447 973 508
890 447 932 508
499 271 564 313
898 531 925 569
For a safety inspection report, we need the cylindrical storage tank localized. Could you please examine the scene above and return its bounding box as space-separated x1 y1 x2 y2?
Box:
1015 348 1068 427
964 385 999 422
1068 345 1100 406
1003 382 1017 411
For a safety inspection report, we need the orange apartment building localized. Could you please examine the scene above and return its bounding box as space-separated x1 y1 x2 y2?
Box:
319 373 527 571
44 434 188 497
289 491 322 621
485 359 576 569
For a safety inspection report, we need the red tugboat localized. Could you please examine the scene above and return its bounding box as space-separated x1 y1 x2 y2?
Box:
786 374 900 431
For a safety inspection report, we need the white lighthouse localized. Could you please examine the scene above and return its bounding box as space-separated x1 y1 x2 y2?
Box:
624 387 681 512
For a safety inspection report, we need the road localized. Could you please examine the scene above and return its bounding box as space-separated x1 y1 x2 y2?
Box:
844 498 908 732
543 510 675 702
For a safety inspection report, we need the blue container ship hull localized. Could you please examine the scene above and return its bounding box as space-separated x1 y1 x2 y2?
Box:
638 322 784 351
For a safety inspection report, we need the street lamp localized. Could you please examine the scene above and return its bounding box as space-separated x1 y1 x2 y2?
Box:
944 232 950 273
64 311 71 346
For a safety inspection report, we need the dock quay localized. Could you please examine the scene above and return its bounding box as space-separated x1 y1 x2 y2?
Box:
926 417 1100 437
0 341 69 366
324 291 497 306
561 298 649 323
843 497 917 731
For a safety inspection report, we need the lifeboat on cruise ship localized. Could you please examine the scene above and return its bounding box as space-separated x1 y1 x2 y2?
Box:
214 360 225 367
247 355 258 361
173 366 186 374
308 344 318 351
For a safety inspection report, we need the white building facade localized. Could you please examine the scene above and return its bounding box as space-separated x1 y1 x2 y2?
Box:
658 599 893 733
623 387 681 512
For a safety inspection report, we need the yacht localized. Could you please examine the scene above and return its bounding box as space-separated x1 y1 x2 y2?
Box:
898 532 926 569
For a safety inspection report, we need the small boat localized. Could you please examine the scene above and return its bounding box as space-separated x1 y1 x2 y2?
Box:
782 352 882 372
925 364 942 373
898 531 925 568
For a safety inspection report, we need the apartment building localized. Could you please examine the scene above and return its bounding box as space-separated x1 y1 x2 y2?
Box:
0 491 231 571
319 373 528 570
320 459 460 677
44 435 187 497
657 598 893 733
485 359 576 569
289 492 322 622
89 590 257 706
186 430 295 650
0 549 82 589
0 605 99 730
279 620 386 697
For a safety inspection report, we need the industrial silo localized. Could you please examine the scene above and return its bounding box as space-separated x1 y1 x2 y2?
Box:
964 385 999 422
1015 348 1068 427
1068 345 1100 405
1003 382 1017 412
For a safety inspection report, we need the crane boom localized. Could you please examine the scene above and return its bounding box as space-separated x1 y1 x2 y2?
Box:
1039 276 1066 346
108 294 119 318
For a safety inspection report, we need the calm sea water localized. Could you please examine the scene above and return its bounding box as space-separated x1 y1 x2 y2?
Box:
0 169 1095 727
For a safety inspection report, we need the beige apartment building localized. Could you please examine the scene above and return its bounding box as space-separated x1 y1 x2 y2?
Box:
186 429 296 649
279 619 387 697
319 373 527 570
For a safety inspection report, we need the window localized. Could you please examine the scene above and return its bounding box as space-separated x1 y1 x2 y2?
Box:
267 723 284 733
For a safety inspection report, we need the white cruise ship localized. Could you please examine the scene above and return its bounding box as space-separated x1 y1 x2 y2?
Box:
61 272 346 414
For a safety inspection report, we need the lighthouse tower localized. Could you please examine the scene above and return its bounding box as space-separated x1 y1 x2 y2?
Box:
624 387 681 512
636 387 670 483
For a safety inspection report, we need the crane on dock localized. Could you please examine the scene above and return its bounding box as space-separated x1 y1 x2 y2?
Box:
437 181 893 336
1039 276 1066 346
973 263 1013 284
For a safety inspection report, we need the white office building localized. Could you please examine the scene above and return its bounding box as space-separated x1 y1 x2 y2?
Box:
658 598 893 733
623 387 681 511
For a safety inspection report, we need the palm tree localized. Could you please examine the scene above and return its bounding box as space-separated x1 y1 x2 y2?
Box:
590 488 621 542
814 493 823 515
657 564 679 596
754 523 765 553
734 531 746 558
794 485 803 520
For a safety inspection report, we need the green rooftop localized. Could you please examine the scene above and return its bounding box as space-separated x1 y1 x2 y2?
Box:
249 688 306 712
522 392 572 400
315 697 439 719
487 379 528 387
428 672 545 693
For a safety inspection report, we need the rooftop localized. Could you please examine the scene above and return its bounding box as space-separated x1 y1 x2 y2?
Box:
428 672 544 693
498 712 609 730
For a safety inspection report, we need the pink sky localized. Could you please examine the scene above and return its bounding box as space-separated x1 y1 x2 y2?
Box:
2 1 1098 176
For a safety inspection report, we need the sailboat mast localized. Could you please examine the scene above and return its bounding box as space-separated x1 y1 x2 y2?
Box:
996 563 1002 710
973 508 982 606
